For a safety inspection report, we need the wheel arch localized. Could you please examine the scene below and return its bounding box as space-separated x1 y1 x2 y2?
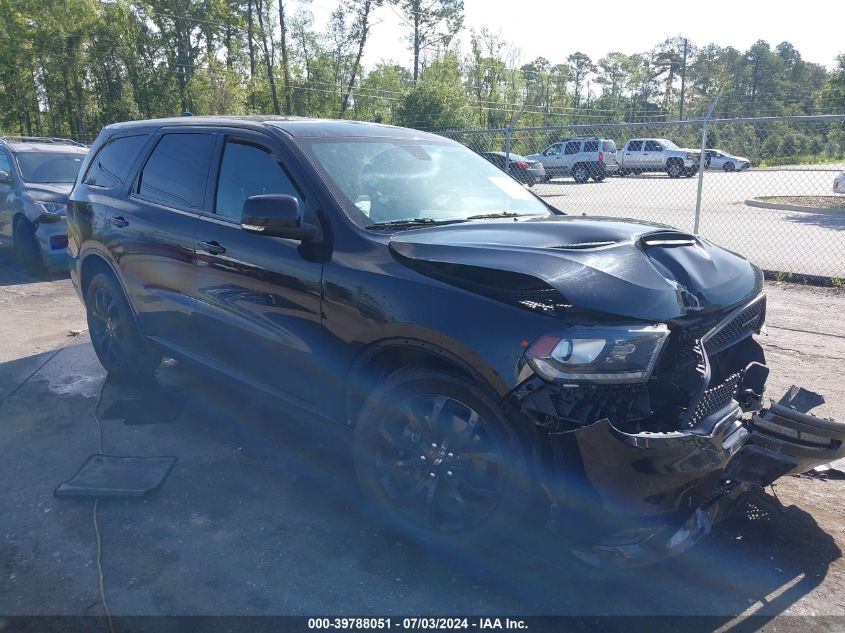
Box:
345 336 509 428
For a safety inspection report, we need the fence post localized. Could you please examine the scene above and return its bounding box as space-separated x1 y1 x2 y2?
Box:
505 105 526 175
694 96 719 234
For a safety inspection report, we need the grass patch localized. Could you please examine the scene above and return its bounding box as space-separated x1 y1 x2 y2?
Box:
756 195 845 209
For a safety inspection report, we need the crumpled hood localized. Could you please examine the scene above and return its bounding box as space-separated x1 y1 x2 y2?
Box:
388 215 762 321
25 182 72 203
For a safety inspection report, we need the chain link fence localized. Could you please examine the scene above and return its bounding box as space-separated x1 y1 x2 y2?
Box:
439 115 845 280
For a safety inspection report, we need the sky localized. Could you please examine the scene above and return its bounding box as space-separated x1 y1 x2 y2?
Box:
292 0 844 72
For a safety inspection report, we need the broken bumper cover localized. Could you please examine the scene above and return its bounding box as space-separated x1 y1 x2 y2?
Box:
521 385 845 568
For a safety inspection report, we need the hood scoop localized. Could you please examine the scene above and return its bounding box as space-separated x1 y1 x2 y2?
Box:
639 231 698 248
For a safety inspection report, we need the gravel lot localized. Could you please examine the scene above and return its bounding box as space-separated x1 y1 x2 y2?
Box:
1 243 845 625
538 167 845 277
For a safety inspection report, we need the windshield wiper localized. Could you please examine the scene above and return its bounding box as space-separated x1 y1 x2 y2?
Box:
465 212 534 220
365 218 463 230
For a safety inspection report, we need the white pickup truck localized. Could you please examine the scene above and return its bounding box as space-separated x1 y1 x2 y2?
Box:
617 139 702 178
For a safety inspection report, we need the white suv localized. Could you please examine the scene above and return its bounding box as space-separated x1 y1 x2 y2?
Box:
525 137 619 184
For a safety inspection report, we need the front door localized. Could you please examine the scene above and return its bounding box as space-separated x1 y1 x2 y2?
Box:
192 131 326 416
642 140 664 169
541 143 564 176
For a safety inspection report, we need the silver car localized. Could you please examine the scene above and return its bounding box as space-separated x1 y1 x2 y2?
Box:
706 149 751 172
834 171 845 195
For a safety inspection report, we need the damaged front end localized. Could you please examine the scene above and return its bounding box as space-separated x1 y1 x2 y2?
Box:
512 293 845 568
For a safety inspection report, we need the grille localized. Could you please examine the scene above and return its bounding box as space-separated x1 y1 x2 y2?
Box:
685 371 743 426
550 382 651 427
704 296 766 355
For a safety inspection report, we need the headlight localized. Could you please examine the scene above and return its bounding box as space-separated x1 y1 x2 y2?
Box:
36 201 67 216
525 324 669 384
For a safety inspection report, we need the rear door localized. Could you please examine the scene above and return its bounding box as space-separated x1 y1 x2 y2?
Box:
192 129 326 415
642 140 664 169
562 140 582 174
112 128 216 348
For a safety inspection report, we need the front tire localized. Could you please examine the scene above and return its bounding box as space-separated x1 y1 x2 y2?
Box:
85 272 161 380
723 162 735 172
13 217 44 273
353 367 534 547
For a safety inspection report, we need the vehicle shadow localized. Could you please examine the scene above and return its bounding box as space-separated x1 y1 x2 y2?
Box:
0 243 70 286
783 210 845 231
95 362 843 618
1 348 840 619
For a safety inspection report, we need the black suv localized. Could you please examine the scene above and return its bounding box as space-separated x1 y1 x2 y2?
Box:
0 137 88 271
67 116 844 567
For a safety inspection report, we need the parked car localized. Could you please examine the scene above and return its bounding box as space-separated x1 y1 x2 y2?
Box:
478 151 545 186
525 137 618 183
834 171 845 194
706 149 751 172
0 137 88 272
67 116 845 567
617 138 700 178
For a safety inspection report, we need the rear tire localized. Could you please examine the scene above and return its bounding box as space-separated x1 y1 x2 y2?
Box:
666 160 684 178
572 164 590 184
353 367 535 548
85 272 161 380
13 217 44 273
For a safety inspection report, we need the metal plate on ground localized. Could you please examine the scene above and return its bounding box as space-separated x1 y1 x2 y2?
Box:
54 454 176 499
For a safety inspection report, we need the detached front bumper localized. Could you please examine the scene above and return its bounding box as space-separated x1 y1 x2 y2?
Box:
516 378 845 568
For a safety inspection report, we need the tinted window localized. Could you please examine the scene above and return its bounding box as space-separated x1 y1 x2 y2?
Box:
138 133 215 209
644 140 663 151
627 140 643 151
215 141 302 221
84 135 148 187
583 140 599 152
602 140 617 152
16 152 84 183
0 151 10 176
564 141 581 155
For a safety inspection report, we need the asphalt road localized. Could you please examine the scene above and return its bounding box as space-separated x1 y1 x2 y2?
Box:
1 250 845 624
536 166 845 278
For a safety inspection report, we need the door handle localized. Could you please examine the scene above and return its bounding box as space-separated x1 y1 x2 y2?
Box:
110 216 129 228
198 240 226 255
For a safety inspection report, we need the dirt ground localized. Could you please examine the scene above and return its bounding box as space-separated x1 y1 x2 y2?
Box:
2 242 845 625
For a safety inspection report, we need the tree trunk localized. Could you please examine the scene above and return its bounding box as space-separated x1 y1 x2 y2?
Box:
278 0 291 113
412 8 420 83
247 0 257 110
256 0 280 114
341 0 374 116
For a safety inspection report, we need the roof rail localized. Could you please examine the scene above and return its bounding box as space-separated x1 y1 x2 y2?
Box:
0 136 86 148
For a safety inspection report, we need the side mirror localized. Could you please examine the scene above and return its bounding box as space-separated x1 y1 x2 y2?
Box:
241 194 317 241
0 171 10 184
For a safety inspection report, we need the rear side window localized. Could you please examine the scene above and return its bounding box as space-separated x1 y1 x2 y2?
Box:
564 141 581 155
84 135 148 187
602 140 617 152
644 140 663 151
0 150 10 175
583 140 599 152
137 133 215 209
627 140 643 151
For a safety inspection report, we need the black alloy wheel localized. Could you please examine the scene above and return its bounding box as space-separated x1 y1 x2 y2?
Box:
85 272 161 380
353 368 533 545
